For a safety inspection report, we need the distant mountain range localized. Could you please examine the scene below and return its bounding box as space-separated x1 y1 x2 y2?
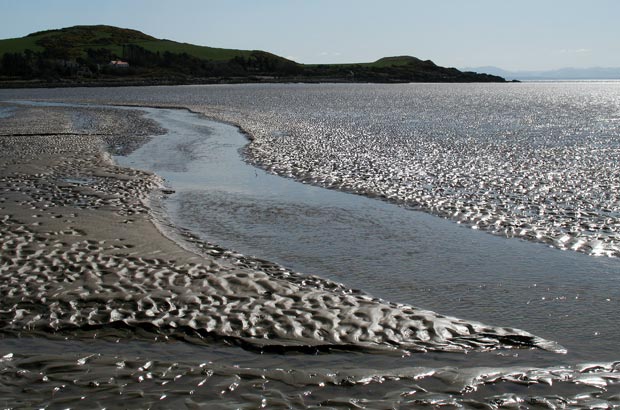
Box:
463 66 620 81
0 25 506 87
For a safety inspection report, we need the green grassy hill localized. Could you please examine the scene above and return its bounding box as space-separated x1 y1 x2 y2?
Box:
0 35 45 55
0 25 506 86
0 25 260 60
0 25 299 83
133 40 257 62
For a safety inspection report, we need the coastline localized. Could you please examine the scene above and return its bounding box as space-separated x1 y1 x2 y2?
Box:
0 75 509 90
0 73 509 90
0 101 561 353
4 100 620 407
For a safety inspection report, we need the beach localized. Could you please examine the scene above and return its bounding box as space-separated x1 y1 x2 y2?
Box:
1 85 620 408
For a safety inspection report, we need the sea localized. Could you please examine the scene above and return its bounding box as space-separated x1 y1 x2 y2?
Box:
1 82 620 408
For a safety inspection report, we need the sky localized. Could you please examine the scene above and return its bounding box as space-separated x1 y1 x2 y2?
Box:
1 0 619 71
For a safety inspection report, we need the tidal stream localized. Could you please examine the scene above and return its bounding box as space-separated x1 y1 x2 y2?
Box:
2 84 620 408
120 107 620 363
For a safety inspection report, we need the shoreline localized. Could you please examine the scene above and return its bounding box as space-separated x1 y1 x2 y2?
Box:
60 92 620 261
0 100 563 354
4 99 620 407
0 75 511 90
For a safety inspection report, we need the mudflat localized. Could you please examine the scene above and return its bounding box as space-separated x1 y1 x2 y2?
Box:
1 103 556 351
3 101 615 408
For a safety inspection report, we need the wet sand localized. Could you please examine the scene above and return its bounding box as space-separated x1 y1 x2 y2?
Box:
2 101 619 408
0 103 560 351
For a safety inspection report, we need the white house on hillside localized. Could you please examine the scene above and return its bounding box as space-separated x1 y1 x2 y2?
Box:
109 60 129 68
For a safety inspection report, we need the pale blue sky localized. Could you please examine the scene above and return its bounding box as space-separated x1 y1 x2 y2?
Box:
1 0 618 70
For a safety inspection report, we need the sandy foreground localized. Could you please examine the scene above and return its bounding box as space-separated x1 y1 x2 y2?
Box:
6 102 620 409
0 102 564 354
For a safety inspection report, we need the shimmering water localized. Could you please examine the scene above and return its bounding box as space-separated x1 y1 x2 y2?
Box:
2 83 620 408
6 83 620 255
121 107 620 364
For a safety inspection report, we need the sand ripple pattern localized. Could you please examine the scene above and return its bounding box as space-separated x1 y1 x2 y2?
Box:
1 352 619 409
5 85 620 257
167 84 620 258
0 106 562 355
0 210 561 354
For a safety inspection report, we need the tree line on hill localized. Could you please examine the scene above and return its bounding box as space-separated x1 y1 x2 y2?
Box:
0 44 302 81
0 45 505 84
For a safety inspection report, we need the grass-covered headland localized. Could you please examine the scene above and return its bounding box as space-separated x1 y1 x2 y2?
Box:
0 25 506 87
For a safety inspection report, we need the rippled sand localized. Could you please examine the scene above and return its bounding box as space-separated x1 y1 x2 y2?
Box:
0 104 559 351
0 100 619 408
5 84 620 258
221 86 620 259
2 351 620 409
